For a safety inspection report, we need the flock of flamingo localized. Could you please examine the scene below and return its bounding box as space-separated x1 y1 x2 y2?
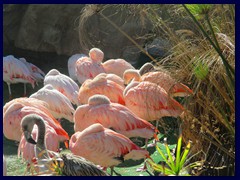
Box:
3 48 193 176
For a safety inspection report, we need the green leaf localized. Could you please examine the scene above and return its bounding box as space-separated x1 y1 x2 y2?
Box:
147 159 175 175
175 134 182 174
164 139 176 172
194 61 209 80
185 4 212 20
179 141 191 170
156 145 173 170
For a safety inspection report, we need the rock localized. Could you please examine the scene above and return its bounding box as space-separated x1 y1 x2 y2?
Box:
144 38 171 58
3 4 153 59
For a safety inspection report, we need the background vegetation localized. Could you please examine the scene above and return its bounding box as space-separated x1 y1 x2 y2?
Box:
4 4 235 176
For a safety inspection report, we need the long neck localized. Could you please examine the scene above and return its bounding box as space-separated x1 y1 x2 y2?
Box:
35 119 49 160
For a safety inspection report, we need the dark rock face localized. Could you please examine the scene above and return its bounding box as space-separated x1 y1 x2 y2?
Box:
3 4 153 66
4 4 85 56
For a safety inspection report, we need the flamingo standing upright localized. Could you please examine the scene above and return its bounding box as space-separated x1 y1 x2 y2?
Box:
3 55 36 98
67 54 87 81
78 73 125 105
69 123 150 175
44 69 80 105
21 114 107 176
102 58 135 78
18 120 66 169
30 84 75 122
74 94 158 148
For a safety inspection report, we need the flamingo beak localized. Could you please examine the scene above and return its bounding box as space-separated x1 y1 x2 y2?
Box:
24 131 37 144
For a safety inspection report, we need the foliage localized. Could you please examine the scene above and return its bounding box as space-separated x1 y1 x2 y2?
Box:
146 135 203 176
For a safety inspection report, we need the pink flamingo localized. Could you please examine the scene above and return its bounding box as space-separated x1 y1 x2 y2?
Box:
67 54 87 81
30 84 75 122
18 119 65 171
132 63 193 97
18 57 45 86
74 94 158 147
95 73 125 87
3 55 36 98
3 101 69 142
75 56 105 85
102 58 135 78
123 80 184 123
44 69 80 105
3 97 49 115
78 73 125 105
89 48 104 63
69 123 150 175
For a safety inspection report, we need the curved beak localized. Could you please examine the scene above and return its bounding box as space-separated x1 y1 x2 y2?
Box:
24 131 37 144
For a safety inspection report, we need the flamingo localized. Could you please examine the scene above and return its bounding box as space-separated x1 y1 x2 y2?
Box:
129 63 193 97
44 69 80 105
69 123 150 175
123 80 184 125
3 155 7 176
3 101 69 142
18 57 45 86
21 114 107 176
67 54 87 81
18 120 66 170
3 55 36 98
75 56 105 85
30 84 75 122
78 73 125 105
89 48 104 63
102 58 135 78
3 97 49 115
94 73 125 87
74 94 158 148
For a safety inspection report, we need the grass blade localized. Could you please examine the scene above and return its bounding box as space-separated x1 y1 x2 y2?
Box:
179 140 191 170
175 134 182 174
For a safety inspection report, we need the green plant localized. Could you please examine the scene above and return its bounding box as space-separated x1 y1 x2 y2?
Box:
146 135 203 176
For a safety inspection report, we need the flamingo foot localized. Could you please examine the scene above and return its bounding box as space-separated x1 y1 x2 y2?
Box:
147 141 156 148
136 165 147 172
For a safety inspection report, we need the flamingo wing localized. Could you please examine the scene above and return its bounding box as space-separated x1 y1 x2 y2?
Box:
70 124 140 167
30 86 75 121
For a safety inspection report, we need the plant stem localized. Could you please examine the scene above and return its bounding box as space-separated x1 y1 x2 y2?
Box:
182 4 235 89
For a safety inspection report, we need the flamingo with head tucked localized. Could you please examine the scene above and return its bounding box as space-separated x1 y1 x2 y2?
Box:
74 94 158 148
70 123 150 175
67 54 87 81
75 47 105 85
30 84 75 122
127 63 193 97
123 79 184 124
18 57 45 86
44 69 80 105
3 55 36 98
78 73 125 105
102 58 135 78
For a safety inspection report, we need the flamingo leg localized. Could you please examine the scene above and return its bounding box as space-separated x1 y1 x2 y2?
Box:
136 159 148 172
23 83 27 97
7 83 12 100
110 167 121 176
